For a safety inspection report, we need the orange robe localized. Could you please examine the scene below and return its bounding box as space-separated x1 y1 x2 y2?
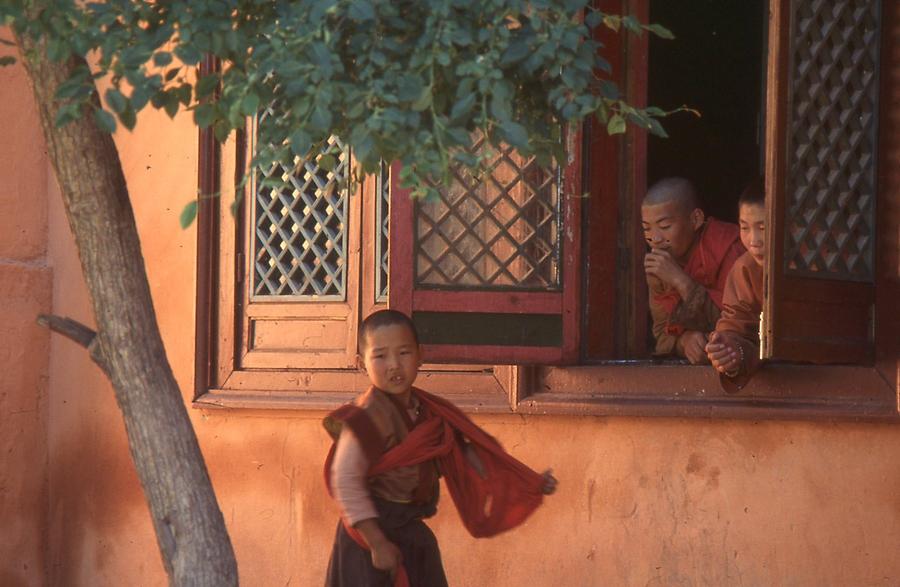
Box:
715 251 764 391
649 218 746 355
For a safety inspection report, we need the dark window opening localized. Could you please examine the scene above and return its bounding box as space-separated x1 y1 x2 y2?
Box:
648 0 766 222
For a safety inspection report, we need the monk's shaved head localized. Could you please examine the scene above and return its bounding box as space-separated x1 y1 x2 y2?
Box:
643 177 701 214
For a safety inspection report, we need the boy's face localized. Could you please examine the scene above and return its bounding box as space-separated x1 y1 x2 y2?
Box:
739 202 766 266
359 324 422 399
641 199 705 261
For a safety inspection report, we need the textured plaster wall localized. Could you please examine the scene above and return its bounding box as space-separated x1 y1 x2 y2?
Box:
35 103 900 587
4 20 899 587
0 38 51 587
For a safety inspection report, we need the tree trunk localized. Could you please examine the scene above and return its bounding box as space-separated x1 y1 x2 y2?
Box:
16 36 238 587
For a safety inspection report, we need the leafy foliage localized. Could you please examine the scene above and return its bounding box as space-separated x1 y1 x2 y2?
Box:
2 0 676 202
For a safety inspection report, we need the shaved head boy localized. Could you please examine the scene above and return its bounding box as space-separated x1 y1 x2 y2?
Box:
642 177 746 364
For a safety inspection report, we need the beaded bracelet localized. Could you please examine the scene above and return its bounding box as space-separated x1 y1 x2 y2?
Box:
724 342 745 378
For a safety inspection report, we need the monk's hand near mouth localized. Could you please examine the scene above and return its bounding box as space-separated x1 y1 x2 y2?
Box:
644 249 693 299
677 330 709 364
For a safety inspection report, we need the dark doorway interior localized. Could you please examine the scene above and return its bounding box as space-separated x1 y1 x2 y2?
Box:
648 0 766 222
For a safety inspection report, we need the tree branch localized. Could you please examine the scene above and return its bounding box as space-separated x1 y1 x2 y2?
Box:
36 314 107 371
37 313 96 346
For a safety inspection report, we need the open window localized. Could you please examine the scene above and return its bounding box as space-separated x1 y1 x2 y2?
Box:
194 0 898 419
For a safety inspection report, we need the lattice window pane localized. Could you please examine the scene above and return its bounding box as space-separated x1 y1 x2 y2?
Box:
252 109 349 299
784 0 880 281
375 162 390 302
415 134 561 290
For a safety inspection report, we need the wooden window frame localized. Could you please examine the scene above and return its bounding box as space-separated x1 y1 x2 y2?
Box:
193 0 899 421
193 72 520 412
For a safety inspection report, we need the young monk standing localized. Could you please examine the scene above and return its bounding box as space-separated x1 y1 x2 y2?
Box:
706 179 766 391
323 310 557 586
642 177 746 364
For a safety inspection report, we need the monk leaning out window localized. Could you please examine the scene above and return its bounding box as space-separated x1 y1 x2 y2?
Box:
641 177 746 365
706 179 766 392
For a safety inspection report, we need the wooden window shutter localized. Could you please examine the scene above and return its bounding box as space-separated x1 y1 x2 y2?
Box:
389 129 583 365
763 0 880 364
238 116 362 370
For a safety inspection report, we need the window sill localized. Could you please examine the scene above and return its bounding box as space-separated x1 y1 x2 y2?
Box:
521 363 898 422
193 388 514 414
193 363 898 423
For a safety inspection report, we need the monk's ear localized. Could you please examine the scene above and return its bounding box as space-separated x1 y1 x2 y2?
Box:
356 354 366 373
689 207 705 230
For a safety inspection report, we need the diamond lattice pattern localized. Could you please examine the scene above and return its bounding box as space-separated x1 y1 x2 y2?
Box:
416 135 561 289
785 0 879 280
253 134 349 298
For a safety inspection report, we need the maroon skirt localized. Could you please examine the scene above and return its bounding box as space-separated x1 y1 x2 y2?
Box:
325 497 447 587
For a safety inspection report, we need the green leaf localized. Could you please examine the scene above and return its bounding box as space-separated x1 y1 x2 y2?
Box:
194 103 216 129
500 40 530 65
196 74 219 99
501 120 529 149
174 44 202 66
105 88 127 113
55 77 92 101
349 0 375 21
54 103 80 128
450 93 476 121
240 92 260 116
213 120 231 143
646 24 675 40
647 117 668 138
93 108 117 133
622 15 642 33
163 92 179 118
179 200 198 229
289 130 312 157
411 86 432 112
47 39 69 62
310 104 332 131
119 105 137 131
584 10 603 28
318 153 337 171
131 85 152 111
153 51 173 67
607 114 626 135
602 15 620 32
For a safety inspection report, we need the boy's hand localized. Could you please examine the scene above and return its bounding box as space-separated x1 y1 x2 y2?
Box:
541 469 558 495
370 539 402 578
676 331 709 364
356 518 401 577
644 249 692 297
706 331 741 375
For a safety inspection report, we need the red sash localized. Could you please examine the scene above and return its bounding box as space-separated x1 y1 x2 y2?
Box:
324 387 546 586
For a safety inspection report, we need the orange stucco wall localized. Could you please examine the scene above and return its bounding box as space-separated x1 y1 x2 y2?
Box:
3 30 900 587
0 39 51 587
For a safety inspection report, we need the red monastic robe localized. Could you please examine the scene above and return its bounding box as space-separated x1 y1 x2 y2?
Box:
324 387 546 587
715 251 765 391
649 218 746 354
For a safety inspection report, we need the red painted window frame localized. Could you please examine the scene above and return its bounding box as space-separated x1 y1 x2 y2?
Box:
388 129 584 365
